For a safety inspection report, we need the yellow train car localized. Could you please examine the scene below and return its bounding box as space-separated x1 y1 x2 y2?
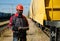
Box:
29 0 45 25
29 0 60 28
44 0 60 28
29 0 60 40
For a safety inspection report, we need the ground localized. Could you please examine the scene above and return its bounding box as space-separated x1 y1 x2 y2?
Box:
0 19 49 41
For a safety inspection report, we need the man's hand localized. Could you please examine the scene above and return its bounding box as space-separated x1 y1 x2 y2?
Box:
12 30 15 32
18 27 21 30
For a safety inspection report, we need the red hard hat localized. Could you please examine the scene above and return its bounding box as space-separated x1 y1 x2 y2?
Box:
16 4 23 10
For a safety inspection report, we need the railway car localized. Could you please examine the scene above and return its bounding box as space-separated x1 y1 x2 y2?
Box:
0 12 11 19
29 0 60 41
0 12 11 22
29 0 46 28
29 0 60 29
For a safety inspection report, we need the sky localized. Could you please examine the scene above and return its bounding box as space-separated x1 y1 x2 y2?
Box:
0 0 31 16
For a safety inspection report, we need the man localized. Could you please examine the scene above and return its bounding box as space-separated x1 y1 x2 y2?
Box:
9 4 29 41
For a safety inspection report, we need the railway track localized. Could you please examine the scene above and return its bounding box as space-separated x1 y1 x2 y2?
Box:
0 20 9 37
43 28 50 37
32 20 50 37
0 19 9 22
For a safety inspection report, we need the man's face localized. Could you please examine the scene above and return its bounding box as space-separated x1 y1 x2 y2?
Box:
17 10 23 15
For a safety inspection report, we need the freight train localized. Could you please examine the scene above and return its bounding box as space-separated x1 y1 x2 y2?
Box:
0 12 11 19
29 0 60 41
0 12 12 22
29 0 60 29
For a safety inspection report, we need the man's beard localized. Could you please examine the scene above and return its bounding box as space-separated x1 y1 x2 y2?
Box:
18 12 22 18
